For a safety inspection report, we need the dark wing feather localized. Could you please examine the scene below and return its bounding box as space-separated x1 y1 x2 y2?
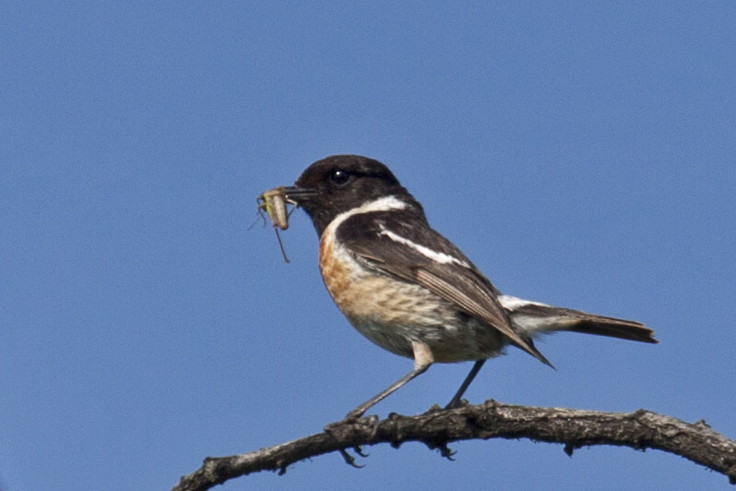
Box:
337 211 552 365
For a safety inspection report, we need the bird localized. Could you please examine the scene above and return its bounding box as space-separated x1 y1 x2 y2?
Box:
280 155 658 420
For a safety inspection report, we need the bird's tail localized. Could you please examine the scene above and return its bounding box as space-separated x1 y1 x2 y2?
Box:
499 295 658 344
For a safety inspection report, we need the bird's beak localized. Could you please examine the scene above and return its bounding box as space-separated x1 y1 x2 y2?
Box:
282 186 318 204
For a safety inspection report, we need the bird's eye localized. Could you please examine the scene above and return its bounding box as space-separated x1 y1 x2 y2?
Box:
329 169 351 187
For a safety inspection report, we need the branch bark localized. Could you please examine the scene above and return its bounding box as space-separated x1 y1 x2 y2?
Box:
173 400 736 491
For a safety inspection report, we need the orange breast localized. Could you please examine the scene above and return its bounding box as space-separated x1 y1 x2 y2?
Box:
319 227 392 324
319 230 350 308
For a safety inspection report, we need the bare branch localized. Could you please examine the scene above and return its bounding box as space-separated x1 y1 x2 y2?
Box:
172 400 736 491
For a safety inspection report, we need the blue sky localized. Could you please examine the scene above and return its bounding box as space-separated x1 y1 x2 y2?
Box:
2 2 735 490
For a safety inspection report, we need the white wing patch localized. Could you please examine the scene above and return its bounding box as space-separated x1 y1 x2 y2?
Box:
379 227 471 267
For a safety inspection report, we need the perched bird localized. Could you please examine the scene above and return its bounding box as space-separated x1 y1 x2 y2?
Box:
281 155 657 419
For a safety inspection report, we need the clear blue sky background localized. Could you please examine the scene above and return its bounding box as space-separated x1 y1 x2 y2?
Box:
2 3 735 490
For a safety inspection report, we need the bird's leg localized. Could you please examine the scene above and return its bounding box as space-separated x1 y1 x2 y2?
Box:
345 340 434 420
445 359 486 409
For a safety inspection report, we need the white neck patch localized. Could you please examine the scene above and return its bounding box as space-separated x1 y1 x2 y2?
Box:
327 195 408 232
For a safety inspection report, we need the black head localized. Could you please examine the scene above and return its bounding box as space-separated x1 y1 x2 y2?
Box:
284 155 422 236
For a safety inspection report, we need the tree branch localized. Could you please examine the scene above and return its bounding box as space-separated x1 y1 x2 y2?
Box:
172 400 736 491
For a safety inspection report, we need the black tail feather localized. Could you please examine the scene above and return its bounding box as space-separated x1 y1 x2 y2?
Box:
507 303 658 344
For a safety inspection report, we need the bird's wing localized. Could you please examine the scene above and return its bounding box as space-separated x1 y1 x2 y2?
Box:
337 211 552 366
